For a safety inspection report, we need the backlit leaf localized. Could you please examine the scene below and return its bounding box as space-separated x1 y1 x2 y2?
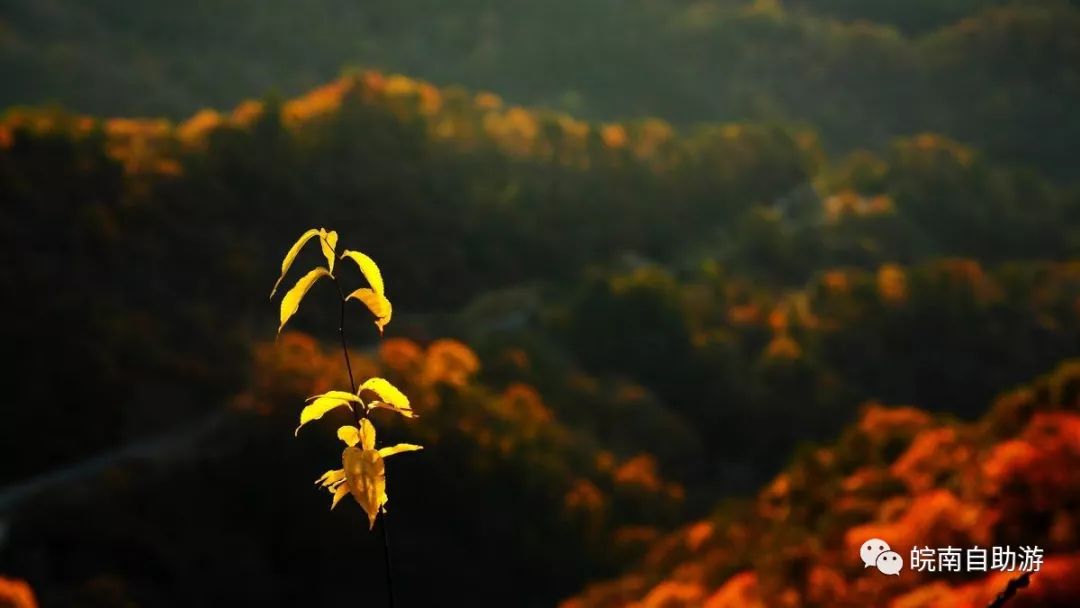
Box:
346 288 392 334
369 401 418 419
340 250 385 295
331 483 349 509
379 443 424 458
343 446 385 530
338 425 360 447
315 468 345 488
279 267 330 335
319 229 338 275
307 390 362 404
359 377 411 414
296 392 357 435
316 468 349 509
358 418 376 451
270 228 320 299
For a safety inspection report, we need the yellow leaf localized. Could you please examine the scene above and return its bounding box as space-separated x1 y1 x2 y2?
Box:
369 401 418 419
307 390 361 404
315 468 345 488
279 267 330 335
337 425 360 447
358 418 376 451
346 288 392 334
340 250 385 295
331 483 349 509
270 228 320 299
343 446 385 530
378 443 424 458
317 468 348 509
319 229 338 275
296 392 358 435
359 377 411 414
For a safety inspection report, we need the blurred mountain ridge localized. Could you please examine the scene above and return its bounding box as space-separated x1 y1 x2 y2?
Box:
2 0 1079 177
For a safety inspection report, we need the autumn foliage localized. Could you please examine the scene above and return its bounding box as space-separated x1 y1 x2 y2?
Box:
1 41 1078 607
0 578 36 608
562 360 1080 607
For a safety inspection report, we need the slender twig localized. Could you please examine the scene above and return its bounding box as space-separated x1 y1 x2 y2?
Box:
332 273 396 608
333 278 361 424
380 516 396 607
987 572 1032 608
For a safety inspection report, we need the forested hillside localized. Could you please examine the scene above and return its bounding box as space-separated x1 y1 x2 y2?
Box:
3 70 1077 480
1 57 1079 605
564 360 1080 607
2 0 1079 176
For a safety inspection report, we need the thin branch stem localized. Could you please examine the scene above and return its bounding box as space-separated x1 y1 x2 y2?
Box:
988 572 1032 608
332 272 396 608
381 517 396 607
334 277 361 426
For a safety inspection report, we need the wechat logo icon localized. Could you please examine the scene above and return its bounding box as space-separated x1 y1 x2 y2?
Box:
860 538 904 575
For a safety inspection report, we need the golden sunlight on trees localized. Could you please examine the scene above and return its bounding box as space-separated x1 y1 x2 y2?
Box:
4 22 1080 601
0 578 37 608
876 264 908 304
422 339 481 387
563 360 1080 607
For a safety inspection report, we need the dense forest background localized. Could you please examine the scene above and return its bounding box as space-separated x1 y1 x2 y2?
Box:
1 0 1079 606
3 0 1080 178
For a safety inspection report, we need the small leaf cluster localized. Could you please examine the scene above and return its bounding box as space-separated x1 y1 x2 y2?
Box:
271 227 391 335
271 227 420 529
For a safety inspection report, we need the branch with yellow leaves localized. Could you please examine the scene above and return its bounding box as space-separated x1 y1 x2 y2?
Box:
270 227 421 608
